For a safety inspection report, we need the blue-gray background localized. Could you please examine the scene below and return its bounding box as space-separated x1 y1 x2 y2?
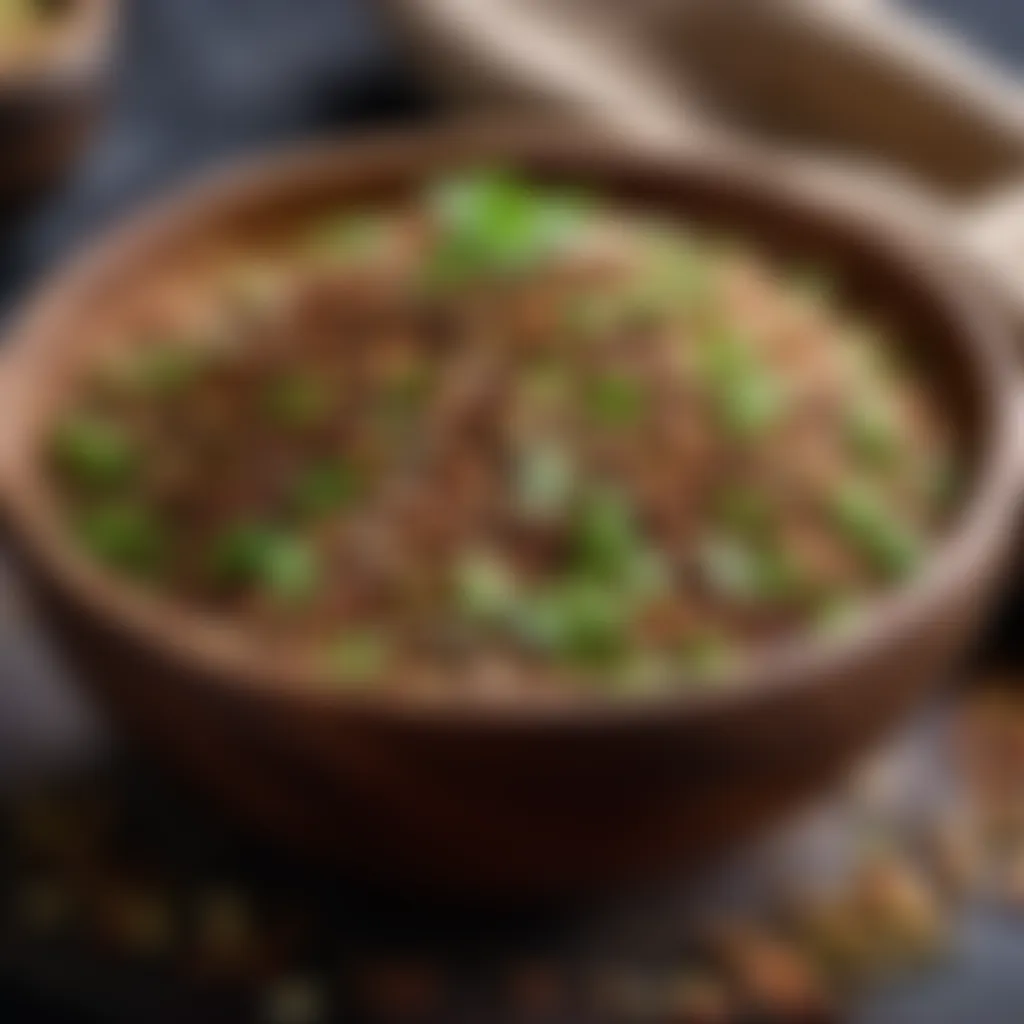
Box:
1 2 1022 1022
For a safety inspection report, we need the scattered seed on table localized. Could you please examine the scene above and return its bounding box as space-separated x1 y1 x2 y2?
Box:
260 975 327 1024
93 883 175 956
704 922 833 1021
349 959 446 1021
665 970 737 1024
14 876 71 936
852 852 948 963
503 960 569 1018
924 815 985 900
192 887 261 980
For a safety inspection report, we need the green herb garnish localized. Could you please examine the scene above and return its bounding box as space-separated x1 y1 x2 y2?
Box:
698 534 802 603
677 632 733 678
829 482 922 580
454 550 518 625
263 373 331 430
699 328 788 439
513 443 576 520
308 215 386 262
326 630 391 686
714 487 775 539
514 579 630 667
427 170 586 287
211 525 318 602
845 400 901 468
77 502 165 577
585 373 645 428
54 414 137 488
290 461 361 519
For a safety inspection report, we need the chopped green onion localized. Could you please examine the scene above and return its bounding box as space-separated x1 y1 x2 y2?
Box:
563 293 619 340
585 373 645 428
845 400 901 468
54 414 137 488
513 443 576 520
290 462 361 519
812 593 861 637
427 170 587 286
514 579 630 666
922 452 960 512
77 502 165 577
454 550 518 624
698 328 788 439
571 488 640 580
308 215 385 262
828 482 922 580
326 631 390 686
263 373 331 430
698 534 801 603
211 525 318 602
377 363 430 423
676 632 733 678
605 651 672 695
714 487 775 539
697 535 762 602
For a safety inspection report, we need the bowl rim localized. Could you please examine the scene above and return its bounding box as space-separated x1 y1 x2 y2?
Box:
1 126 1020 731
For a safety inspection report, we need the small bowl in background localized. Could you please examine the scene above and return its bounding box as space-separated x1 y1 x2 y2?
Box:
0 0 117 203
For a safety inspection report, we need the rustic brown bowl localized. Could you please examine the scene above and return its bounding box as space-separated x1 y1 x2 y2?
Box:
0 0 117 202
0 129 1021 896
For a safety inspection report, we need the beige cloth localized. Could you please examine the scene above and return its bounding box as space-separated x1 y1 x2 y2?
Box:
373 0 1024 324
377 0 1024 193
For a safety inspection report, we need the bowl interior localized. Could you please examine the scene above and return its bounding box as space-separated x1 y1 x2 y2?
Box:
0 131 1018 717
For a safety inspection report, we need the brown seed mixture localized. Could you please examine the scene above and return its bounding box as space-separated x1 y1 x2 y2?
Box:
46 170 957 699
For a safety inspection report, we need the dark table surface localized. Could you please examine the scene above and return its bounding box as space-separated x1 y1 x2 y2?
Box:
1 2 1023 1022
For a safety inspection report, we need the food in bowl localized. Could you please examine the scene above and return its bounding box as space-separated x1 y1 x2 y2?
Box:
45 170 958 699
0 0 78 69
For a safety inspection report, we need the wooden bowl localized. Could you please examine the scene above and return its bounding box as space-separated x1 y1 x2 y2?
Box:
0 0 117 202
0 129 1021 896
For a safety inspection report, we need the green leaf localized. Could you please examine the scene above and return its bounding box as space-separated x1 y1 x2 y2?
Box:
54 414 137 488
714 487 775 539
210 525 318 602
260 536 318 603
513 443 576 520
844 400 901 468
585 373 645 428
571 488 640 580
263 373 331 430
697 535 762 602
326 630 391 686
640 232 711 310
676 632 733 679
290 462 361 519
119 343 208 396
697 534 801 603
308 214 386 262
698 328 788 439
514 579 630 666
77 502 165 577
454 550 518 624
427 170 587 286
812 592 860 637
828 482 922 580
